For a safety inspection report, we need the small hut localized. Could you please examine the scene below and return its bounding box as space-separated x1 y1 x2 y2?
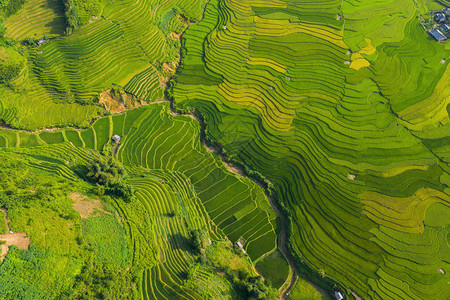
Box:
112 135 121 142
440 24 450 33
333 291 344 300
235 241 246 254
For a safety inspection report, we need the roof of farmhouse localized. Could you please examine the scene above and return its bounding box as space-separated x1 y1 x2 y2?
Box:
428 29 447 42
440 24 450 32
434 12 447 23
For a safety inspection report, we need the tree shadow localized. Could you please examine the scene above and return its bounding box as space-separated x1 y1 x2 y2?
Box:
168 232 192 252
42 0 66 35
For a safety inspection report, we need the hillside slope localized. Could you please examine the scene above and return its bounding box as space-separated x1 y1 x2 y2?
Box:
172 0 450 298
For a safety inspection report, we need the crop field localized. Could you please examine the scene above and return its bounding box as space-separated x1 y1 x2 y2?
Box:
0 102 279 298
172 0 450 298
3 0 66 40
0 103 278 261
0 0 449 298
0 0 207 130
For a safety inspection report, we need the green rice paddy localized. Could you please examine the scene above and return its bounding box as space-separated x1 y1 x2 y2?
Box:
171 0 450 298
0 0 449 298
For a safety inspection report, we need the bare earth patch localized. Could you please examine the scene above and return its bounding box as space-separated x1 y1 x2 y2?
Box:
351 290 363 300
169 32 181 41
0 233 30 261
69 192 110 219
99 89 147 113
0 208 30 261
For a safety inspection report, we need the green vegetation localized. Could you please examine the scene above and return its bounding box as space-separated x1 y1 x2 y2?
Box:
172 0 450 298
0 151 137 299
255 250 289 289
0 102 283 298
190 228 209 253
0 0 26 18
62 0 109 32
82 214 128 268
87 157 126 185
197 240 278 300
287 277 331 300
4 0 65 39
0 209 6 234
0 0 206 130
86 156 134 202
0 0 447 298
0 46 25 82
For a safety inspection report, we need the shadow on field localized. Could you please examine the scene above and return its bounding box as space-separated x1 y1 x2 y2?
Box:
44 0 66 35
169 232 191 252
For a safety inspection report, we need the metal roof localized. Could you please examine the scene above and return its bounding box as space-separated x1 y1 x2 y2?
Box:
440 24 450 32
429 29 447 42
434 12 447 23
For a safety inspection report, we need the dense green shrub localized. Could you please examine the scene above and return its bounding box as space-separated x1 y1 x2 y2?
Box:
63 0 78 30
86 156 134 202
86 157 126 185
62 0 104 31
190 228 209 252
0 0 26 18
22 37 35 46
105 180 134 202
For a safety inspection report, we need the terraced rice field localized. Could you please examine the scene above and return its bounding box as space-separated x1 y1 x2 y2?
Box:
0 0 206 130
0 102 278 298
4 0 66 39
172 0 450 298
1 0 450 298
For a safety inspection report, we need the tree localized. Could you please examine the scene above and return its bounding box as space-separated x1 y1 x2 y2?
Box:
86 157 126 185
190 228 208 253
22 37 35 46
86 157 133 202
105 180 134 203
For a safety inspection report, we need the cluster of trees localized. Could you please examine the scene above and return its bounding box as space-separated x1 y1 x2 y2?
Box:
86 157 134 202
190 228 209 253
231 272 274 300
62 0 104 33
0 0 26 18
63 0 78 31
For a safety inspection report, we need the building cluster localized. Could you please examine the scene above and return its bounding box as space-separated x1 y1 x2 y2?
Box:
428 8 450 42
